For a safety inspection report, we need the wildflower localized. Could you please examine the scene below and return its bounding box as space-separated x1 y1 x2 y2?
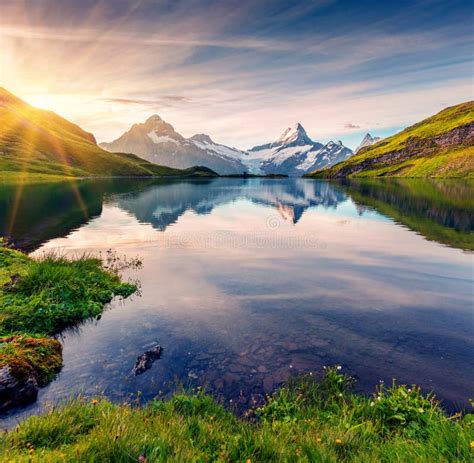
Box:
316 437 322 444
28 448 34 455
295 448 301 457
471 441 474 449
370 401 375 407
337 366 342 371
335 439 343 445
138 455 148 463
246 460 251 463
91 399 98 406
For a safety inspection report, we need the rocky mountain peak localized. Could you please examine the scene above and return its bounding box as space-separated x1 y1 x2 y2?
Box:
276 122 313 147
190 134 214 144
356 133 381 152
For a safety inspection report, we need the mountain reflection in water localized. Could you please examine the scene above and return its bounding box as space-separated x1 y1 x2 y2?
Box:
1 178 472 251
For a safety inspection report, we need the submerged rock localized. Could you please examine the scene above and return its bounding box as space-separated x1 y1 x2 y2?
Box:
133 345 162 375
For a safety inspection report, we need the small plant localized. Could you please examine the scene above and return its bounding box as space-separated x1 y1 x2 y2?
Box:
369 381 442 438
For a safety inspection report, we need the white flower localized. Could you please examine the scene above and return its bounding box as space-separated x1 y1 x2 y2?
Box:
337 366 342 371
370 402 375 407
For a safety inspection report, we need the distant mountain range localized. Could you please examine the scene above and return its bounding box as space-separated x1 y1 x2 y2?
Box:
101 118 354 175
306 101 474 178
0 88 216 179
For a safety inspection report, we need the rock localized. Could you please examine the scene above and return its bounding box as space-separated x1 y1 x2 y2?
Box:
132 345 162 375
0 364 38 411
2 273 20 291
263 376 274 394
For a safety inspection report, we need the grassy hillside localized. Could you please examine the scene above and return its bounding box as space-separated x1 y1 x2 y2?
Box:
0 88 216 179
306 101 474 178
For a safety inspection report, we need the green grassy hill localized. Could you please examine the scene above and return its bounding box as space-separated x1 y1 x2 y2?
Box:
305 101 474 178
0 88 216 179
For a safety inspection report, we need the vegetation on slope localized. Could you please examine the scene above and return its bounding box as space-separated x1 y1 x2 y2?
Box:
0 88 217 179
0 368 472 462
0 242 137 409
306 101 474 178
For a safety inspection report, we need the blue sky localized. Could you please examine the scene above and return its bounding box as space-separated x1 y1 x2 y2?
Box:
1 0 473 148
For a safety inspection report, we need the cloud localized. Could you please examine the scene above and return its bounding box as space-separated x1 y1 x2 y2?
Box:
101 96 191 107
344 123 361 129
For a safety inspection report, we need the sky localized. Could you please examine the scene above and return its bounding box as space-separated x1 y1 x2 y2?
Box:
0 0 473 150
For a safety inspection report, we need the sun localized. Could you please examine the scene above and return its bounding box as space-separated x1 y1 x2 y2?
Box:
27 93 73 114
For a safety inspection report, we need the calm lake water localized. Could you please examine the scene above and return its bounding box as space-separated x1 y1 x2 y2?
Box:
1 178 473 425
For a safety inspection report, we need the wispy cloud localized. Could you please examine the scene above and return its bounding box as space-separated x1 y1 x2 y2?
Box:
101 95 191 107
344 124 361 130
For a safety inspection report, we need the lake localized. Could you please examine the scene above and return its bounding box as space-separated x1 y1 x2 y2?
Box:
1 177 473 425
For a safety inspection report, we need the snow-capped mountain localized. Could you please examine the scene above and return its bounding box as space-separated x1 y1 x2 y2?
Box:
100 115 247 175
101 117 353 176
355 133 381 153
244 123 353 175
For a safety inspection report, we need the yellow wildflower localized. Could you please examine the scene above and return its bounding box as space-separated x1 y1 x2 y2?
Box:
91 399 98 406
316 437 322 444
335 439 343 445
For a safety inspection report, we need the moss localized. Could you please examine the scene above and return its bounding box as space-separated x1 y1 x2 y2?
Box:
0 336 62 385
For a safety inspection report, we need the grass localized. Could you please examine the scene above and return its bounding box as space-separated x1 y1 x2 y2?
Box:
0 241 138 401
306 101 474 178
0 368 472 462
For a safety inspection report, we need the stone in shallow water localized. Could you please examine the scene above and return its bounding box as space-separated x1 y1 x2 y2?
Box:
132 345 162 375
0 364 38 411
